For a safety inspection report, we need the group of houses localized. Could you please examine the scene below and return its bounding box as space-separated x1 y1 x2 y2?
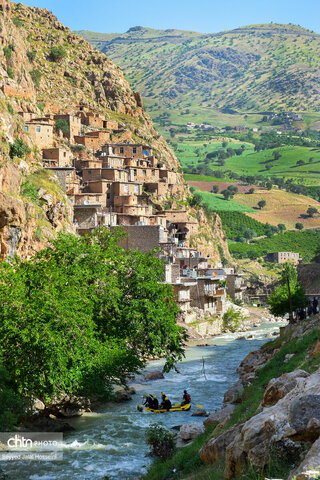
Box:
20 105 246 322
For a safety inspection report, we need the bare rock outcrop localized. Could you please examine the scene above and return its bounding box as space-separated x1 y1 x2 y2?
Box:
180 423 204 441
262 370 310 407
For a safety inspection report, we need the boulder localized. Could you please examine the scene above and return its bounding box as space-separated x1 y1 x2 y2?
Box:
192 409 208 417
204 404 236 429
32 398 45 411
288 437 320 480
262 370 310 407
144 371 164 381
114 389 132 402
46 395 91 417
223 380 244 404
199 423 243 465
24 415 74 433
289 394 320 439
180 423 204 441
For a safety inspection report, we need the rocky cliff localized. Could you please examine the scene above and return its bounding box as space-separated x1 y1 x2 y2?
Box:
0 2 229 262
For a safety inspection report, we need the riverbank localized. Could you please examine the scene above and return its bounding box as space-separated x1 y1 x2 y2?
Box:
144 314 320 480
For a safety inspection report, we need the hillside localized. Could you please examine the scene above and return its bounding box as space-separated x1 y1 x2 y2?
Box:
0 2 229 262
77 23 320 116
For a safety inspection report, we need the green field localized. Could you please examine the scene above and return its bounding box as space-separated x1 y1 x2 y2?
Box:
210 145 320 185
229 230 320 261
195 189 254 212
217 211 268 239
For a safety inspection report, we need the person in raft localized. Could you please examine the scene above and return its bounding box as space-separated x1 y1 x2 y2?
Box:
181 389 191 405
143 394 153 408
152 396 159 409
160 393 172 410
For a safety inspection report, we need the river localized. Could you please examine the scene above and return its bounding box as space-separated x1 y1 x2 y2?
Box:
1 321 284 480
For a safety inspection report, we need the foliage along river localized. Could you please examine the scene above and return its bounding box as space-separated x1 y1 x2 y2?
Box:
2 322 283 480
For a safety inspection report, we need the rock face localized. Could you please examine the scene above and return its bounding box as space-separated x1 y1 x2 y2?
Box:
204 404 236 429
289 437 320 480
262 370 310 407
144 371 165 381
180 423 205 441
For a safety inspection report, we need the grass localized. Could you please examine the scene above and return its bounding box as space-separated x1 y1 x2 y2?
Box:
195 190 254 212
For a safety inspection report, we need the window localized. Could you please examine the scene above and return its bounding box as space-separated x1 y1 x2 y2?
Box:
96 196 99 201
36 126 41 133
134 169 137 176
124 184 129 193
142 169 146 176
88 170 91 175
134 185 139 194
152 169 155 175
120 147 124 154
63 152 66 157
24 126 29 132
133 147 137 154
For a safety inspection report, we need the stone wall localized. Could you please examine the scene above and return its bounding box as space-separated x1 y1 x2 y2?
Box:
111 224 166 252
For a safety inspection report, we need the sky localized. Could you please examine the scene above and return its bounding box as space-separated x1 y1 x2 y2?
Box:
17 0 320 34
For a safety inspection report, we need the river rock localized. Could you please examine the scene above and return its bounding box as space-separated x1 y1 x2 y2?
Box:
180 423 204 441
32 398 45 411
262 370 310 407
114 389 132 402
288 437 320 480
199 423 243 464
144 371 164 381
24 415 74 433
46 395 91 417
223 380 244 404
204 404 236 429
192 409 208 417
289 394 320 438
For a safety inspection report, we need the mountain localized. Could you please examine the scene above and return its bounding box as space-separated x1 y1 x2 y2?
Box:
77 24 320 114
0 2 229 261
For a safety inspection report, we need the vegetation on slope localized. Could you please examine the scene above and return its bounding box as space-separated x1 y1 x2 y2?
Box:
78 23 320 115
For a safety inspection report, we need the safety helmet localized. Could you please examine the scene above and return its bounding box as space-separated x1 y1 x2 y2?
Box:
146 394 149 397
153 396 157 399
184 390 187 393
165 397 168 400
162 392 165 396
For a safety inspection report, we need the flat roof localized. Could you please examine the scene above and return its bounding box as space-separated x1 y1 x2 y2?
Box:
73 204 102 209
44 167 74 171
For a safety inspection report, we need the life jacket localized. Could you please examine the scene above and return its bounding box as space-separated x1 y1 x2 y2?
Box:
185 393 191 403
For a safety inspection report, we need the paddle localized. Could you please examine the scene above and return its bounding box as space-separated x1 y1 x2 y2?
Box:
192 402 203 409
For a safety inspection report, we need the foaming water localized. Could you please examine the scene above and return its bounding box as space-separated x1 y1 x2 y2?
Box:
1 322 283 480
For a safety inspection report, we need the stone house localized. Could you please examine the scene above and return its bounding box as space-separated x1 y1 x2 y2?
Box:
190 276 227 314
45 166 80 195
74 131 110 151
73 204 101 234
265 251 300 264
173 282 194 312
24 121 53 149
226 273 246 302
111 224 167 252
42 148 73 167
103 143 153 159
82 168 129 183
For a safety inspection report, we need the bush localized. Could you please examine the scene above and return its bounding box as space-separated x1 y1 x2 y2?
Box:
21 180 39 203
0 364 26 431
145 424 176 461
3 46 12 60
27 50 36 62
7 67 14 79
222 307 245 332
55 118 70 135
9 138 31 159
50 46 67 62
12 17 23 28
7 103 14 115
30 68 42 87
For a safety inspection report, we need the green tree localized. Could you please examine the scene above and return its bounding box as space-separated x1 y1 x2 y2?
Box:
258 199 266 209
9 138 31 159
307 207 318 217
30 68 42 87
211 185 219 194
278 224 286 233
55 119 70 135
273 150 281 161
268 263 307 323
0 229 186 401
27 50 36 63
296 222 304 230
248 187 255 194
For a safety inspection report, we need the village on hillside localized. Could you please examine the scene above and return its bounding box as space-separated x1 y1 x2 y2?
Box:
19 105 247 329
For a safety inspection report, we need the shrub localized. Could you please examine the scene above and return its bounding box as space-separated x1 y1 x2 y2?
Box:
3 46 12 60
50 46 67 62
145 424 176 461
30 68 42 87
7 103 14 115
0 364 26 431
55 119 70 135
9 138 31 159
27 50 36 63
222 308 244 332
295 222 304 230
7 67 14 79
12 17 23 28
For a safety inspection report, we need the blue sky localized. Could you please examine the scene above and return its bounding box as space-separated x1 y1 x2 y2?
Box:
17 0 320 34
